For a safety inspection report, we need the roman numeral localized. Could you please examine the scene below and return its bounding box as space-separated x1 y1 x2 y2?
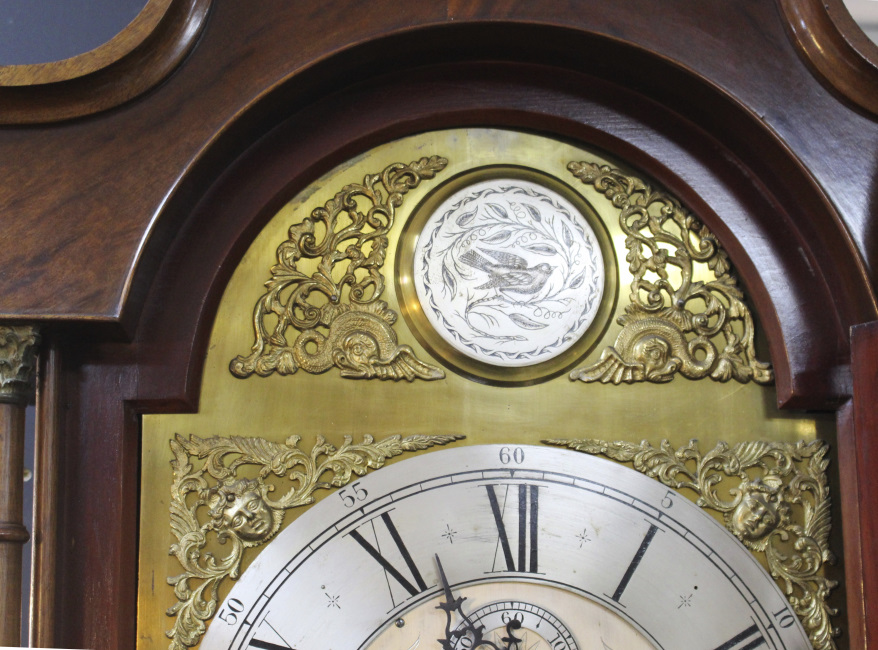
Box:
711 623 767 650
485 483 539 573
609 523 659 603
348 512 427 598
249 640 292 650
248 620 295 650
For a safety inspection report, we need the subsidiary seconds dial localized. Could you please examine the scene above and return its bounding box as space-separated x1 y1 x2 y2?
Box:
201 445 811 650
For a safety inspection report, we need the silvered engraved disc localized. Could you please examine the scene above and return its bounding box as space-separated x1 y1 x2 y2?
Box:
413 178 604 368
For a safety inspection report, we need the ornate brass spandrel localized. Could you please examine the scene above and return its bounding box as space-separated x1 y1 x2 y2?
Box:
230 157 448 381
544 437 837 650
166 431 464 650
566 161 772 385
0 324 39 404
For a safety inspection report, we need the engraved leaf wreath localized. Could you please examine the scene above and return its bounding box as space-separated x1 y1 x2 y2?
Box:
422 183 600 358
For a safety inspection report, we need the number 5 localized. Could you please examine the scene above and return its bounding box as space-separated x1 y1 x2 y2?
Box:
338 481 368 507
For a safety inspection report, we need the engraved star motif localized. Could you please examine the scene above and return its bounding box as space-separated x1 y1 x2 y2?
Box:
575 528 591 548
442 523 457 544
325 593 340 609
678 593 693 609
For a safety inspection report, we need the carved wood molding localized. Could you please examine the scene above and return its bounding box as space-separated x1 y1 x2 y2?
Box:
0 0 170 85
777 0 878 116
0 0 211 124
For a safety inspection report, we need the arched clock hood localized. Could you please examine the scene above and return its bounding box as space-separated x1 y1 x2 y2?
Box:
0 4 876 649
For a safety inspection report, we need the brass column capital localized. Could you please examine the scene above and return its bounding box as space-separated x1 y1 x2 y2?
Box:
0 325 40 405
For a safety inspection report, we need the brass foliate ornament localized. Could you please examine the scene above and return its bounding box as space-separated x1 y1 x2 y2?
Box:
166 431 463 650
230 157 448 381
544 437 837 650
0 324 39 404
566 161 772 385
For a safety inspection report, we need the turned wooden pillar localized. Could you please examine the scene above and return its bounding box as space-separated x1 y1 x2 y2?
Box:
0 326 38 647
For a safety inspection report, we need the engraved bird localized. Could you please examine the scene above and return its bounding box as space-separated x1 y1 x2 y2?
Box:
459 248 553 297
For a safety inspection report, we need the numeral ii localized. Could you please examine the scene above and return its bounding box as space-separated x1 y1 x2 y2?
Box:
485 483 540 573
711 623 767 650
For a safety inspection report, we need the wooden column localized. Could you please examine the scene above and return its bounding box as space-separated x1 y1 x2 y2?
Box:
0 326 39 647
29 340 60 647
850 321 878 648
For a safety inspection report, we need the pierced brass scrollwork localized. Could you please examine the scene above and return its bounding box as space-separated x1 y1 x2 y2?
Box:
544 437 837 650
566 161 772 385
230 157 448 381
166 432 463 650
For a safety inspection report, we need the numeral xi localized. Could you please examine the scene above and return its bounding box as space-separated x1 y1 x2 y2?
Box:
249 640 292 650
349 512 427 597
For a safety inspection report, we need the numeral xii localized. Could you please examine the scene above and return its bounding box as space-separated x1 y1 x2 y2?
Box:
485 483 539 573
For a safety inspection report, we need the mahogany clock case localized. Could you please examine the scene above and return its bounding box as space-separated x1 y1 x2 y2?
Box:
4 5 875 650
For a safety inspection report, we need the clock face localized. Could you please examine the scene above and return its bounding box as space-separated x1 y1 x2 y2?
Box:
365 582 654 649
200 445 810 650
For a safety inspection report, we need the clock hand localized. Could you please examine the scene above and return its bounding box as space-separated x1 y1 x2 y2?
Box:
434 554 522 650
436 554 461 610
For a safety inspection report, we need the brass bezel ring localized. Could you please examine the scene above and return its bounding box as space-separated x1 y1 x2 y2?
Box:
395 164 618 386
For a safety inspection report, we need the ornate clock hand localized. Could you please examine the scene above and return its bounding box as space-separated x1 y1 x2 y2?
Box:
434 555 522 650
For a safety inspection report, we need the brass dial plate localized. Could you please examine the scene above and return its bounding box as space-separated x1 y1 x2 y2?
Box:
135 129 834 650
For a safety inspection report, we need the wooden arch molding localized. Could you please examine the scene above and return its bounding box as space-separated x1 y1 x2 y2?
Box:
116 23 874 414
0 0 211 124
778 0 878 117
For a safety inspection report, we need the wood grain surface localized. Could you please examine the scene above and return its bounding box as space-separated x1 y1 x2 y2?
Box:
849 322 878 648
